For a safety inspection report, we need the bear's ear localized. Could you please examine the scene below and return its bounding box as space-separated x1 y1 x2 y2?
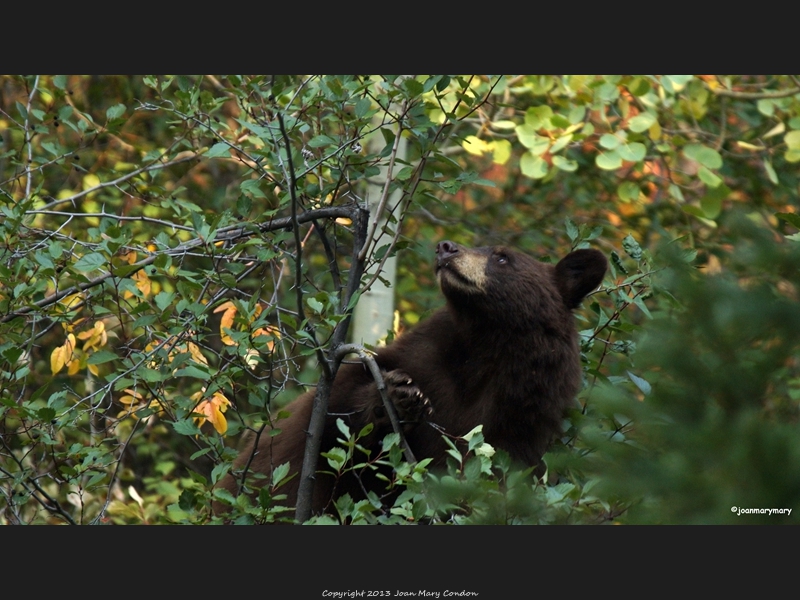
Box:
555 249 607 309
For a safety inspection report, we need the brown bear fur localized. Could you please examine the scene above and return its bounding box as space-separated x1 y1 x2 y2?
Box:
214 241 607 517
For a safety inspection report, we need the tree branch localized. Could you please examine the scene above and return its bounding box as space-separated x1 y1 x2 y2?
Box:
1 205 360 324
294 206 369 523
334 343 417 464
710 85 800 100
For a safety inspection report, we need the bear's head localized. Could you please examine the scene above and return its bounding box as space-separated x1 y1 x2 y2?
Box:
435 240 607 326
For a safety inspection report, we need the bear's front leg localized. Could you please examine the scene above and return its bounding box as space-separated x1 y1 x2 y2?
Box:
371 369 433 434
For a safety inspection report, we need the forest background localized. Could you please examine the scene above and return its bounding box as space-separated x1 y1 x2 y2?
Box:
1 75 799 525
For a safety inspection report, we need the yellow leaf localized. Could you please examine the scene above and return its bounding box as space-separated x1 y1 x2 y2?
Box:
736 141 765 151
82 173 101 191
244 349 260 370
51 334 76 374
78 321 107 351
118 250 137 265
208 408 228 435
649 121 662 142
132 269 151 297
119 388 144 405
187 342 208 366
492 139 511 165
67 352 82 375
763 122 785 140
784 130 800 151
60 293 84 311
462 135 492 156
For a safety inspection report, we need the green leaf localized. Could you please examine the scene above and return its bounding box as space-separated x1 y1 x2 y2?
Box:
520 153 548 179
402 78 423 96
683 144 722 169
178 489 198 511
154 253 171 269
308 135 336 148
354 98 371 119
190 448 212 460
700 189 722 218
697 165 722 188
565 218 579 243
599 133 621 150
568 105 586 124
73 252 106 273
515 125 550 155
764 159 779 185
549 133 573 154
154 291 174 312
106 103 126 120
617 181 640 202
776 212 800 229
206 143 230 158
37 407 56 422
628 77 651 96
87 350 118 365
173 419 202 436
596 150 622 170
663 75 692 92
630 294 653 318
138 367 165 383
336 418 350 439
272 462 291 487
174 365 210 379
323 447 347 470
524 105 553 129
622 234 643 260
552 155 577 172
210 463 229 485
307 298 323 313
617 142 646 162
628 112 657 133
757 99 775 117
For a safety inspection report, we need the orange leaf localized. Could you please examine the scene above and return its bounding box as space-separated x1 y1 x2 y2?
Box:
214 301 237 346
194 391 231 434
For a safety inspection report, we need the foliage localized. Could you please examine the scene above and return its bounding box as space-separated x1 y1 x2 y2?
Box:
1 75 799 524
585 215 800 524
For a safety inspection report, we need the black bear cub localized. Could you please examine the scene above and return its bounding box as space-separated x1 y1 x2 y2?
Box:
216 241 607 517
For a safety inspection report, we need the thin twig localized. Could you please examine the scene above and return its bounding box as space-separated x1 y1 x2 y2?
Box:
334 343 417 464
357 104 407 262
23 75 40 201
37 151 200 211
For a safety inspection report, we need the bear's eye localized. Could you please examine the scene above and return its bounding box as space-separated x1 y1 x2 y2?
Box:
496 253 508 265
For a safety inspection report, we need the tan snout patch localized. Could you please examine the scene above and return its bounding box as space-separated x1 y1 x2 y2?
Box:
440 251 487 292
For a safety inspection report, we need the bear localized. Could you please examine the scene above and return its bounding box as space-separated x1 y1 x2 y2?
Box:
214 240 607 519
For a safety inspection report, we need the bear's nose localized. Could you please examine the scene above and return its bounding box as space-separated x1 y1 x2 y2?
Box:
436 240 459 260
